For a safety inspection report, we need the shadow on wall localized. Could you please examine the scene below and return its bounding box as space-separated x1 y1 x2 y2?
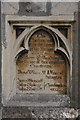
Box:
18 0 51 16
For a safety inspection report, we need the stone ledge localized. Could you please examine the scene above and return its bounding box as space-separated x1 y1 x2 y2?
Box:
2 94 78 119
6 15 74 23
3 93 70 107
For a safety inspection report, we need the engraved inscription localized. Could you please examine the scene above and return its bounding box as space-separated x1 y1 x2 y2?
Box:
16 30 67 94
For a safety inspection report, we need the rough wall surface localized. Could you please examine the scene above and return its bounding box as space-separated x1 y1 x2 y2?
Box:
2 2 78 16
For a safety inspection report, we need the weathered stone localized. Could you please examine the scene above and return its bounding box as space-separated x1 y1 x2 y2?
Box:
2 106 78 119
1 1 80 119
2 2 19 14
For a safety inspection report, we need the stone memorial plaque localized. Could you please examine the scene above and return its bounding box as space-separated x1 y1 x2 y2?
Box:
16 29 67 94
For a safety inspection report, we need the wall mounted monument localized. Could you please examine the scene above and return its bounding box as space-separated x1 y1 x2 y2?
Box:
1 1 80 119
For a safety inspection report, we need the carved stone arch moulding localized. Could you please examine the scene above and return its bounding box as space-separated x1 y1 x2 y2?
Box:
15 24 71 94
14 24 71 64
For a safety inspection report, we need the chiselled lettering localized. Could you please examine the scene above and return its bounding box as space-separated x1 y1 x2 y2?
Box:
16 30 67 94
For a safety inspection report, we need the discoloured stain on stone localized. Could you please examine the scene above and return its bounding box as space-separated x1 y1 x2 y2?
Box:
18 2 51 16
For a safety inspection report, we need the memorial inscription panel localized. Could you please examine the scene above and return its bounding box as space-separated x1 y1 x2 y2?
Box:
16 30 67 94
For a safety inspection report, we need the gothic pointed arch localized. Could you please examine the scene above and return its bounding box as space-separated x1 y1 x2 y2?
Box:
14 24 71 64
